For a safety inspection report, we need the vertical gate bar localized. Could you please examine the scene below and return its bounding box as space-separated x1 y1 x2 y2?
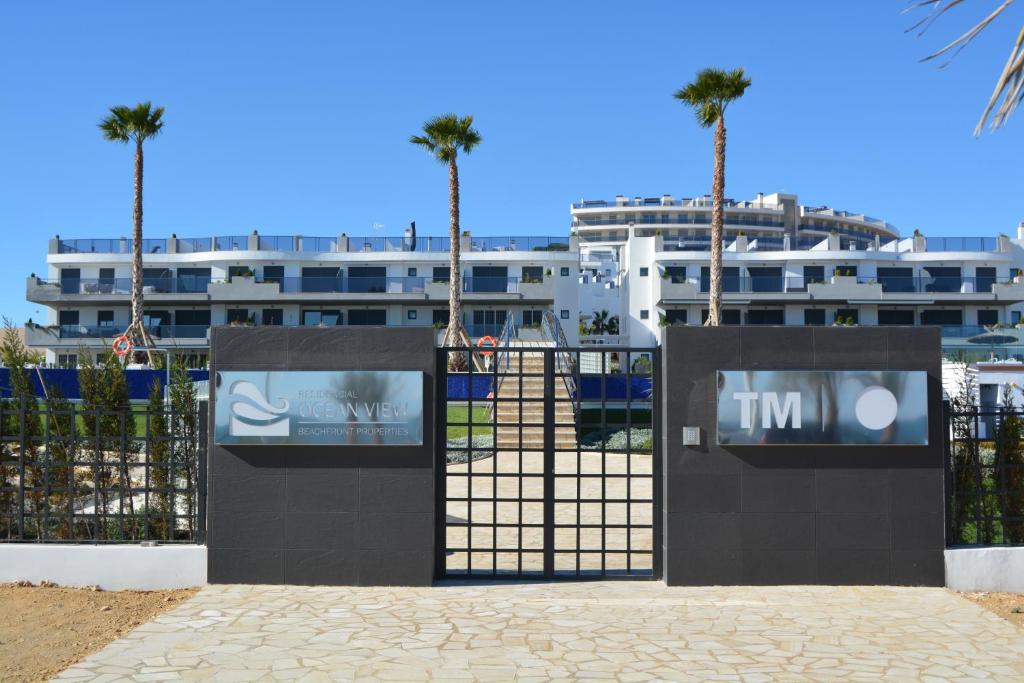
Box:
543 350 555 579
600 351 607 576
434 348 447 579
625 351 633 574
491 345 498 576
467 348 474 575
653 347 663 580
144 408 151 541
574 349 581 577
197 401 208 545
517 349 523 576
18 396 26 541
118 411 126 541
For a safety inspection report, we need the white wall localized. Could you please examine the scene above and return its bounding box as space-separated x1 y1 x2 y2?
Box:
0 545 207 591
945 547 1024 593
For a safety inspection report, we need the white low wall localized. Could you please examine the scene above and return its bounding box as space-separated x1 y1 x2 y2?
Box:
0 545 207 591
945 547 1024 593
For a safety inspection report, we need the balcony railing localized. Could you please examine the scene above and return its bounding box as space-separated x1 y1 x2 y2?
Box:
277 276 426 294
55 235 567 254
926 236 999 252
46 276 213 295
857 276 991 294
51 324 209 339
462 277 520 293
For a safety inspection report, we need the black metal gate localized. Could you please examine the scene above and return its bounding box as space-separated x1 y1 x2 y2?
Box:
436 345 660 579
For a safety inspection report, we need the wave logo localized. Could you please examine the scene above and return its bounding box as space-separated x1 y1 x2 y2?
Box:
228 380 290 437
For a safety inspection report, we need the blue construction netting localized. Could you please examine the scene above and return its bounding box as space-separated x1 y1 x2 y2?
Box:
0 368 210 400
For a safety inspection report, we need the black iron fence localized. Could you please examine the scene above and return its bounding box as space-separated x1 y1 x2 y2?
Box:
0 399 207 543
946 403 1024 546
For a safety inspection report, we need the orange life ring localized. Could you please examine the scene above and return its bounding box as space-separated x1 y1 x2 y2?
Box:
477 335 497 357
112 335 133 356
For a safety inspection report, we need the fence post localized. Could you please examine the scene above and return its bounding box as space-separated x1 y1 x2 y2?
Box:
433 348 447 579
197 400 208 545
942 400 953 546
543 351 555 579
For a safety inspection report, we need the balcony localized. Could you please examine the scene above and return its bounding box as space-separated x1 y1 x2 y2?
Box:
462 277 520 294
27 275 211 302
23 324 209 347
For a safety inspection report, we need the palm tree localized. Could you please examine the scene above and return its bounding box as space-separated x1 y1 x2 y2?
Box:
410 114 482 350
909 0 1024 134
674 68 751 326
99 102 165 360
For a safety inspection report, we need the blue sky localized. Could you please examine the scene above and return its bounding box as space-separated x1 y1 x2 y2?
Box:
1 0 1021 322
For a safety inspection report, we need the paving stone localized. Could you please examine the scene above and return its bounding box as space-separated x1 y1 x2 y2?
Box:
51 582 1024 681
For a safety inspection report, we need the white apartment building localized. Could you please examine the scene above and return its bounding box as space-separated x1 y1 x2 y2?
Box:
25 191 1024 366
574 192 1024 357
25 231 581 367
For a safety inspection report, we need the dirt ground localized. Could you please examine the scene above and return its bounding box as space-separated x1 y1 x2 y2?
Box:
0 582 196 683
962 591 1024 629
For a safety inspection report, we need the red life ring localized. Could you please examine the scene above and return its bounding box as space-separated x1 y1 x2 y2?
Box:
476 335 497 357
112 335 133 356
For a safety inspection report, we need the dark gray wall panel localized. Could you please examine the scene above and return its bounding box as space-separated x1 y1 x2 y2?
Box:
207 326 435 586
662 326 944 586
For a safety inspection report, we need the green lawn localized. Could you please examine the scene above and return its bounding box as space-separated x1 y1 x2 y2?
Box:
447 405 492 440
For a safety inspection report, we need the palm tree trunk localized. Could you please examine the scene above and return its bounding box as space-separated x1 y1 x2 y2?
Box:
131 142 144 339
446 156 468 347
707 115 726 326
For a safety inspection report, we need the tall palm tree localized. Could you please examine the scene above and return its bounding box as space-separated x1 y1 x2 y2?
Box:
674 68 751 326
99 101 165 359
410 114 482 349
909 0 1023 134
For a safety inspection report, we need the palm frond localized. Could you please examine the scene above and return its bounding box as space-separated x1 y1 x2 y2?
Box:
673 67 751 127
98 101 165 144
909 0 1022 133
410 113 482 163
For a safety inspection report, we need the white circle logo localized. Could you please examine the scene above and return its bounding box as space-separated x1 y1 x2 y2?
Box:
854 385 898 430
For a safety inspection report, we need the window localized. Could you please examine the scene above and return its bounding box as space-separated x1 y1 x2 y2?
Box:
640 309 650 320
878 309 914 325
921 309 962 326
175 310 211 326
177 268 212 293
144 310 171 328
228 265 253 280
666 310 687 325
522 310 543 328
57 353 77 369
1014 311 1022 325
803 266 824 286
142 267 172 292
408 310 418 320
432 309 450 326
664 266 686 284
976 267 996 293
432 267 450 283
640 267 649 277
701 266 740 292
301 267 342 293
348 309 386 326
227 309 249 324
978 310 999 326
97 310 115 327
746 309 784 325
302 309 342 326
58 310 79 326
407 267 417 277
877 267 914 293
262 309 283 326
561 267 570 277
99 268 115 291
522 266 544 284
833 265 858 277
804 309 825 326
700 309 741 325
348 267 386 293
560 309 570 320
60 268 80 294
835 309 859 325
262 265 284 285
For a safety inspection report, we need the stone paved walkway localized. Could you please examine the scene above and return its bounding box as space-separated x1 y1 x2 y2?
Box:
55 582 1024 682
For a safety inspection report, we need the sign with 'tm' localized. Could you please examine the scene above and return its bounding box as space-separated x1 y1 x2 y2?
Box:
716 370 928 446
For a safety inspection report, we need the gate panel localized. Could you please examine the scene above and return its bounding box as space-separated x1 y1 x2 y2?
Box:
439 345 660 580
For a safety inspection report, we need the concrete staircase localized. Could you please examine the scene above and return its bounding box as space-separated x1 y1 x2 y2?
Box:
493 342 578 451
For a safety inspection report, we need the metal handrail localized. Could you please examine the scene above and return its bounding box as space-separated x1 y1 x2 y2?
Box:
542 311 578 415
